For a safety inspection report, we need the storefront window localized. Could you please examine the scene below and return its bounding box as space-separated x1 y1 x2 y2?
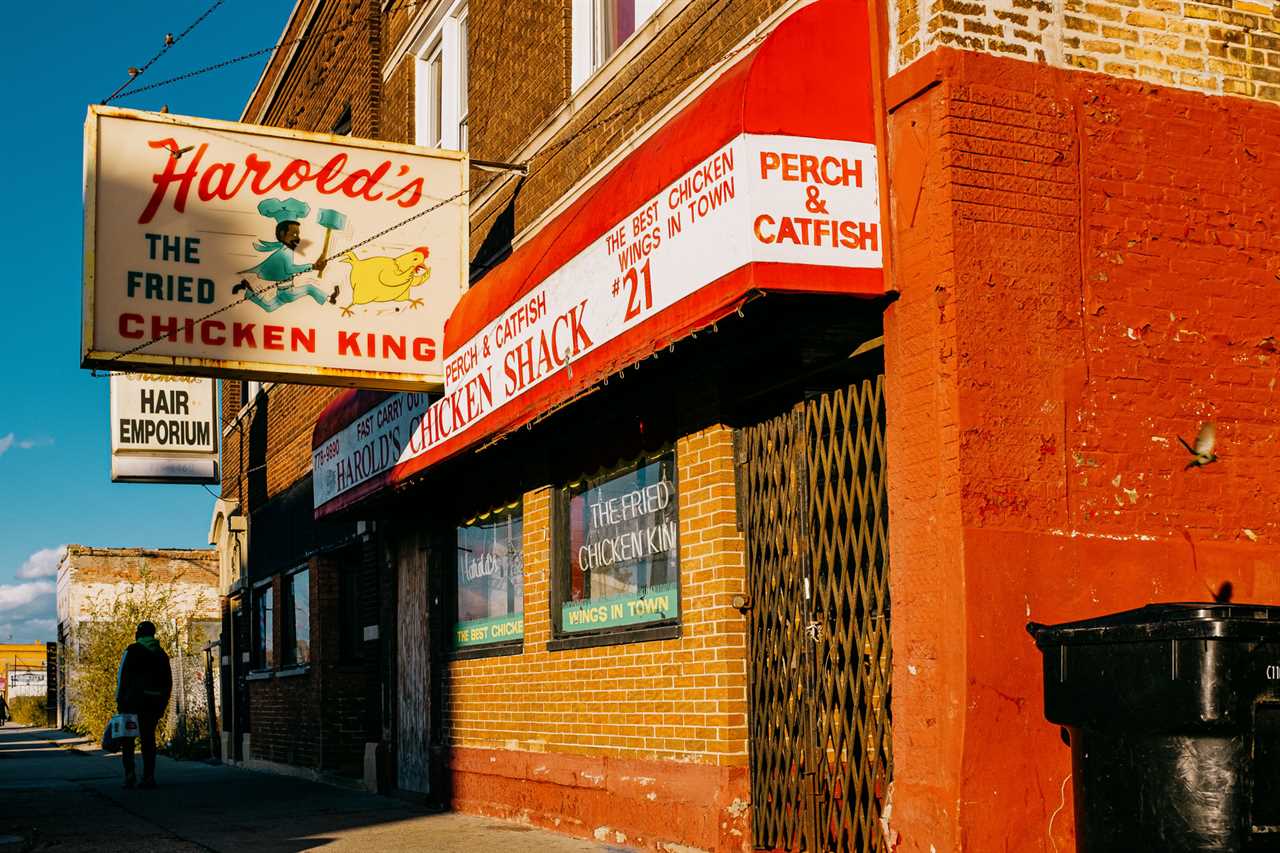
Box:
454 501 524 649
254 583 274 670
559 450 679 635
283 568 310 666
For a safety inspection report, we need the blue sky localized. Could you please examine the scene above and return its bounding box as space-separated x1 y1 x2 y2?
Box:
0 1 293 643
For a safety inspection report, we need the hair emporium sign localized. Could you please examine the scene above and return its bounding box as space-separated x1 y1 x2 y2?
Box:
109 373 219 484
82 106 467 390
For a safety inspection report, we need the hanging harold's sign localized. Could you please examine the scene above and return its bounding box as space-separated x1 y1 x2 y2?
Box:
82 106 467 390
110 373 218 484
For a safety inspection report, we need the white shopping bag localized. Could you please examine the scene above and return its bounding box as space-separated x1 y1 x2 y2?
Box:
110 713 139 739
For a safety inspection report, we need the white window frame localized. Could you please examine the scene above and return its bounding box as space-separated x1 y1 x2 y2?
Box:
236 380 261 418
572 0 665 91
414 1 469 151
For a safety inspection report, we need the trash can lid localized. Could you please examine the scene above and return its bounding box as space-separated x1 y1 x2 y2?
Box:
1027 602 1280 646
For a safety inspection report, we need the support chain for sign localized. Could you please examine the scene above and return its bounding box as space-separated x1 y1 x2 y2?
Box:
90 187 469 376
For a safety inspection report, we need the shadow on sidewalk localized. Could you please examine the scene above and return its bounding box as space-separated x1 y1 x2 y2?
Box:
0 726 614 853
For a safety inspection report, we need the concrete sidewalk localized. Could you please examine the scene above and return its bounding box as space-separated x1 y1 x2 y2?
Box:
0 726 623 852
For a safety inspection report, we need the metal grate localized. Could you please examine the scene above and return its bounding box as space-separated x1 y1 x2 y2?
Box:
742 378 891 852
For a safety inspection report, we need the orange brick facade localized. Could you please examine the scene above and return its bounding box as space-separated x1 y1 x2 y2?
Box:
884 47 1280 851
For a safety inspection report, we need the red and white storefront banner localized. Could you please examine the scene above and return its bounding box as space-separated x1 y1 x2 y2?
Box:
312 0 883 516
313 132 879 512
439 134 878 432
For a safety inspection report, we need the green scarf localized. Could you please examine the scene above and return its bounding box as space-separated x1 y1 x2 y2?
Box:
137 636 163 654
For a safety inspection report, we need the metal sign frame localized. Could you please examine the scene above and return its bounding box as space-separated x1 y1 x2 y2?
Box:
82 105 469 390
109 373 219 484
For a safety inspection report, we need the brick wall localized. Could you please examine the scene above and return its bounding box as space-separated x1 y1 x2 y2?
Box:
892 0 1280 104
246 0 381 136
884 47 1280 850
443 424 751 851
220 383 337 513
316 547 374 775
881 61 968 850
247 669 322 767
58 547 220 628
247 550 373 775
224 0 387 513
457 0 793 250
246 566 321 769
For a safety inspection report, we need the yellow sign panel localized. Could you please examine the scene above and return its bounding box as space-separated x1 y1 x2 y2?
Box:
82 106 467 390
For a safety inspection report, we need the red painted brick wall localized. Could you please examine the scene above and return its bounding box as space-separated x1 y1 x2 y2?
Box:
885 48 1280 851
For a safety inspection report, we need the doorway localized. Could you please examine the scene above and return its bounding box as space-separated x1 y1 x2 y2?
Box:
740 376 892 852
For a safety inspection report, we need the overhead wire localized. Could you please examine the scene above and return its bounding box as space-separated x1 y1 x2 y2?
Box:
101 0 229 104
91 0 766 486
108 0 442 103
92 0 756 373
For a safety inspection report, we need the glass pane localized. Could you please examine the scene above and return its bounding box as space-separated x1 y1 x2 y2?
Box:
562 452 679 632
597 0 636 66
292 570 310 664
455 503 523 647
428 51 443 147
458 15 468 116
257 587 274 669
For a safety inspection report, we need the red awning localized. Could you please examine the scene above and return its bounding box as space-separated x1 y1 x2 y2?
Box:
445 0 878 352
313 0 881 517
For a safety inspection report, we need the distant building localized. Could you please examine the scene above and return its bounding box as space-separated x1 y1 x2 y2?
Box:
0 643 47 704
54 546 219 728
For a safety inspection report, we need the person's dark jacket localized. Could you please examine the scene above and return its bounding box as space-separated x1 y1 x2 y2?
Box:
116 636 172 716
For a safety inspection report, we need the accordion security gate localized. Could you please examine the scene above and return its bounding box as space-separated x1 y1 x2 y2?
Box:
740 378 892 852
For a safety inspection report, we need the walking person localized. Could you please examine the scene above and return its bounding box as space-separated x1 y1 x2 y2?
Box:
0 693 8 728
116 621 171 789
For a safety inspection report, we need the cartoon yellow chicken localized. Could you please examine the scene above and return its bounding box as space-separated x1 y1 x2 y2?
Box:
337 246 432 316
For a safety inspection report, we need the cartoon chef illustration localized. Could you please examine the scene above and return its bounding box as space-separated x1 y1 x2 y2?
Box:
232 198 336 312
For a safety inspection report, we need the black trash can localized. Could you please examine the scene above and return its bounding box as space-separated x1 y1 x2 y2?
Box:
1028 603 1280 853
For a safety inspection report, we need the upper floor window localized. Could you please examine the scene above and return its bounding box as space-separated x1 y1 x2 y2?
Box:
415 2 468 151
283 567 310 667
235 380 261 416
253 581 274 670
572 0 664 90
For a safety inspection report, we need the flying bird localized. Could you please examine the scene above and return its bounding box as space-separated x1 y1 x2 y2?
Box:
1178 422 1217 469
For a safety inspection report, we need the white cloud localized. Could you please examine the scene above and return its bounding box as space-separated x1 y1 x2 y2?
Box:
0 576 56 644
0 580 54 612
0 433 53 457
16 546 67 579
0 617 55 643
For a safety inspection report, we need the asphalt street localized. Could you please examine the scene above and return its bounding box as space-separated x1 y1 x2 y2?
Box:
0 726 619 852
